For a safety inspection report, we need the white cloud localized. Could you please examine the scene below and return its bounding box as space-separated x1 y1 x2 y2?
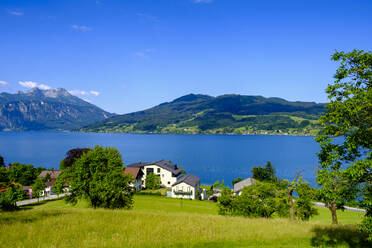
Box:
19 81 52 90
72 25 92 31
38 84 52 90
8 10 24 16
90 91 100 96
19 81 37 88
0 81 9 86
193 0 214 3
69 90 100 97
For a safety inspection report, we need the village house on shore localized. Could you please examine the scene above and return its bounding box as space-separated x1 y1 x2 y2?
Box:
127 160 201 200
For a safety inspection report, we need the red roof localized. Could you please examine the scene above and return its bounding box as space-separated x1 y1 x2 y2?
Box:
124 167 143 179
39 170 61 179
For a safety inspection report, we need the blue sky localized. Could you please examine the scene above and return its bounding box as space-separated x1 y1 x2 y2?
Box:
0 0 371 114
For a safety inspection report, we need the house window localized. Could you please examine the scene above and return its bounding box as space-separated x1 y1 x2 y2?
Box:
157 168 160 173
146 168 154 175
168 181 170 185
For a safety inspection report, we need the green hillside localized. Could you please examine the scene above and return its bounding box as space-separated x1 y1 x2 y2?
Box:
0 195 366 247
81 94 325 135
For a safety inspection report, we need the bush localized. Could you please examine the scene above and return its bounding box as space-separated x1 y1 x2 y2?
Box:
231 182 278 218
0 184 24 211
360 216 372 242
218 187 233 215
146 173 161 190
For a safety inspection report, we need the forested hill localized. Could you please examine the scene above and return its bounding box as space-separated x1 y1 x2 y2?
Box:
80 94 325 135
0 88 113 131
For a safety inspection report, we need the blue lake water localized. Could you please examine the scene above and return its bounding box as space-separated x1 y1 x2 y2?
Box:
0 132 320 186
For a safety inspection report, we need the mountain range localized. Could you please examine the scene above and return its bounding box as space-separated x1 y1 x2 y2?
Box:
0 88 113 131
80 94 325 135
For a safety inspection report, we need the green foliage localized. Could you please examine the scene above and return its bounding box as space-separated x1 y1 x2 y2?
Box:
295 179 318 221
146 173 161 190
0 167 10 188
232 177 243 186
32 178 45 201
360 215 372 242
231 181 280 218
52 177 64 196
217 187 233 215
316 50 371 227
251 161 277 182
7 163 45 186
63 146 134 209
0 183 24 211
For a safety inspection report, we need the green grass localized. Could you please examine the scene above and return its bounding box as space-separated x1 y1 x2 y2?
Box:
0 195 369 248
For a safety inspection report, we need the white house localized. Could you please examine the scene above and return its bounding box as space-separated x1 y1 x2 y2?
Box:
127 160 183 188
38 170 61 196
124 167 144 191
233 178 256 195
171 174 200 200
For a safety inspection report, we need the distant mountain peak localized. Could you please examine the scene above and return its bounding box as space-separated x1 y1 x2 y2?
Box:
172 93 213 103
0 88 113 131
26 87 71 98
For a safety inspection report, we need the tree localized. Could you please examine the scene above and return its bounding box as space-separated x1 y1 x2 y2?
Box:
315 50 371 230
217 186 233 215
0 167 9 188
0 183 24 211
63 146 133 209
251 161 276 182
7 163 44 186
230 181 283 218
287 172 300 221
52 176 64 197
295 178 318 221
60 148 91 170
146 173 161 190
32 178 45 202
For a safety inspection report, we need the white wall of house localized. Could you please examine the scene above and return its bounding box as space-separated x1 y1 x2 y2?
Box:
141 165 178 188
171 182 199 200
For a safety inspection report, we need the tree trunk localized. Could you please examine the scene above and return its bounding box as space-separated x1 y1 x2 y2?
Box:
330 202 338 224
288 190 295 221
288 172 300 221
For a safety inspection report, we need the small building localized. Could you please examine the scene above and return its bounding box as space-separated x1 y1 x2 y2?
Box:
171 174 200 200
128 160 183 188
124 167 144 191
38 170 61 196
233 178 256 195
38 170 61 179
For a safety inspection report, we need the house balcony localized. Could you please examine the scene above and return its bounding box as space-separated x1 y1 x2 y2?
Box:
173 190 193 195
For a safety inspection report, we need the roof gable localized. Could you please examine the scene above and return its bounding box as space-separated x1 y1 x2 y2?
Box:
38 170 61 179
124 167 143 179
173 174 200 187
128 160 182 176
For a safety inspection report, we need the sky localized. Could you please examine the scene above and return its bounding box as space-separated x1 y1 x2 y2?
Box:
0 0 371 114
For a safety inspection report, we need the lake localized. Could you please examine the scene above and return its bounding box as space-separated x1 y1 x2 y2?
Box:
0 132 320 186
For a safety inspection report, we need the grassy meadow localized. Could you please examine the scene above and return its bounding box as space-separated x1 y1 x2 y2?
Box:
0 195 368 248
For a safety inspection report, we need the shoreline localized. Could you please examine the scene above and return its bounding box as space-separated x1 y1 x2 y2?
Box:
0 130 317 137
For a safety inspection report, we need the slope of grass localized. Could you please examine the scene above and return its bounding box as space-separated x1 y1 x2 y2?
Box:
0 195 368 248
